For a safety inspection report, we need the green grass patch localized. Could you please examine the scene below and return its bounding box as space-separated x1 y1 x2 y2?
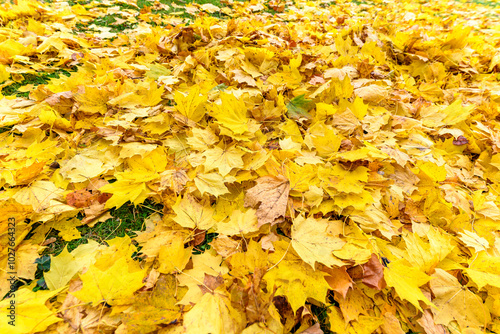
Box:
67 0 95 6
69 0 236 30
467 0 500 7
138 0 154 8
82 199 163 241
32 255 51 292
310 303 333 333
93 15 138 32
24 199 163 292
151 0 228 21
0 125 13 134
41 199 164 258
2 69 73 98
75 14 138 34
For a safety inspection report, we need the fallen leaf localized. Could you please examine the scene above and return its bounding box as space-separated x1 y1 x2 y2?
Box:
361 254 387 290
430 268 491 331
244 175 290 227
384 260 433 311
324 266 353 298
291 215 345 268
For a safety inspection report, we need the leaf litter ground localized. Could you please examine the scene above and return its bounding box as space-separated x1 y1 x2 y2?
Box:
1 0 500 333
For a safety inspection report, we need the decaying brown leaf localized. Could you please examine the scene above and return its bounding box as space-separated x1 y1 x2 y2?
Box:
244 175 290 227
361 254 387 290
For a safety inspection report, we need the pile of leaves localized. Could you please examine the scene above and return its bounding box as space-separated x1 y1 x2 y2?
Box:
1 0 500 333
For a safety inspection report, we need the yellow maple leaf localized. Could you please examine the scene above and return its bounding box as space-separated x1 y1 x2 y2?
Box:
286 162 319 193
172 194 216 230
183 291 245 334
72 256 145 306
0 287 65 334
187 127 218 151
215 208 260 236
319 164 368 194
384 260 434 311
157 233 192 274
13 180 65 212
291 215 345 268
0 64 9 82
466 252 500 290
177 250 229 305
309 124 342 158
194 172 230 197
458 230 489 253
265 240 331 312
45 241 103 290
227 240 269 277
174 86 207 122
202 144 245 176
417 161 447 182
430 268 491 330
99 179 149 209
74 86 109 114
212 92 249 134
403 227 454 273
0 39 26 63
59 153 106 183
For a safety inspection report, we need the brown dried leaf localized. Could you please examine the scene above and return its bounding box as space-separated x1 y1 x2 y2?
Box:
211 235 240 258
324 266 353 299
200 274 224 294
361 254 387 290
44 91 73 107
191 229 206 247
244 175 290 227
355 84 389 103
81 202 111 226
301 323 323 334
232 69 257 87
417 310 447 334
41 237 57 246
66 189 94 208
